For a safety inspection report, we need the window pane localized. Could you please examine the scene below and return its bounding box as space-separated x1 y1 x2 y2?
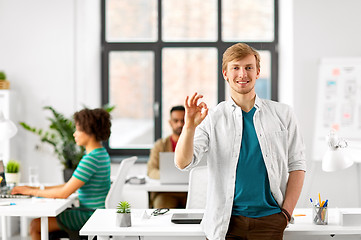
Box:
162 48 218 137
106 0 157 42
222 0 274 42
225 50 271 99
108 51 154 148
162 0 217 42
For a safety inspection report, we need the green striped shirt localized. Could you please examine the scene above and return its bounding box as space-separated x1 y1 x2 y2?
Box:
73 147 111 209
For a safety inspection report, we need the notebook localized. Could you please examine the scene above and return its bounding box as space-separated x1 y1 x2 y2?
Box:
159 152 189 185
171 213 204 224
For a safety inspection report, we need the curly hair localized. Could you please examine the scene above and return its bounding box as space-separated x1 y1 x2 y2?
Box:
73 108 111 142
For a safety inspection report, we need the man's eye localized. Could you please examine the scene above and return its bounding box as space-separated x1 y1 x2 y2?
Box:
233 67 239 70
246 66 253 70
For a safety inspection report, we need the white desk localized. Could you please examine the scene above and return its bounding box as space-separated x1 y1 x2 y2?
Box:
80 208 361 240
286 208 361 236
0 197 74 240
123 178 188 208
80 209 204 240
124 178 188 192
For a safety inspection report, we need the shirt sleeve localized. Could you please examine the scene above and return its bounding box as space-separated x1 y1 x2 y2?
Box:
73 155 98 183
287 108 307 172
147 139 165 179
182 114 211 171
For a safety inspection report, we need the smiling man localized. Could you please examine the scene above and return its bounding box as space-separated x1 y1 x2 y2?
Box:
175 43 306 240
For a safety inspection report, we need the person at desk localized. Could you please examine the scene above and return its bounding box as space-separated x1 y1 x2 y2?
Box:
12 108 111 240
175 43 306 240
147 105 188 209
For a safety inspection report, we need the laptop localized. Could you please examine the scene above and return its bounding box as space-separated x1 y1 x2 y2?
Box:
0 160 6 189
159 152 189 185
0 160 30 199
171 213 204 224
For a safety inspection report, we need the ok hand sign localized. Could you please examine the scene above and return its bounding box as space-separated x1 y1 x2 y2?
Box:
184 92 208 129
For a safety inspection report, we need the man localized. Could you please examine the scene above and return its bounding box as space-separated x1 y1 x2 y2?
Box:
147 105 188 208
175 43 306 240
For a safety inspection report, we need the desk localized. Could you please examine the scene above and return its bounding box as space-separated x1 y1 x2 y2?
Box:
80 209 204 240
123 178 188 208
0 197 74 240
80 208 361 240
124 178 188 192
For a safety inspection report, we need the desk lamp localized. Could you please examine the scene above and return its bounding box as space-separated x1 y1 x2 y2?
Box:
322 130 353 172
0 110 17 141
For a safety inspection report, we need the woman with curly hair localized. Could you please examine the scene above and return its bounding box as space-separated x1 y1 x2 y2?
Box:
12 108 112 240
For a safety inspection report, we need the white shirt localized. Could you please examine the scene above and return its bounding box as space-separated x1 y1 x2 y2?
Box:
178 96 306 240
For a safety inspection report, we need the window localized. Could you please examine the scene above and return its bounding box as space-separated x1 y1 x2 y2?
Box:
102 0 278 156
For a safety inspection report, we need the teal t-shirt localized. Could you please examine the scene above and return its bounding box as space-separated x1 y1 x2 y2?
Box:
232 107 281 217
73 147 111 209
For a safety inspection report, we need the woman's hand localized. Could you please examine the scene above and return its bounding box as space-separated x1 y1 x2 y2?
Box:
11 186 35 196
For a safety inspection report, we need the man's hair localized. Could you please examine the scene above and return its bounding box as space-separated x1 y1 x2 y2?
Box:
170 105 185 114
222 43 261 72
73 108 111 142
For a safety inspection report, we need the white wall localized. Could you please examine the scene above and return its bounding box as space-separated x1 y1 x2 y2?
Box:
290 0 361 208
1 0 361 209
0 0 100 184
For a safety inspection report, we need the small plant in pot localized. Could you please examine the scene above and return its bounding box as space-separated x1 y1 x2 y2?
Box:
0 71 10 89
5 160 20 185
116 201 132 227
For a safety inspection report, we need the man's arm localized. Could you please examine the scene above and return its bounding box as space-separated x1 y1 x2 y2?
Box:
175 93 208 169
147 140 163 179
281 170 305 217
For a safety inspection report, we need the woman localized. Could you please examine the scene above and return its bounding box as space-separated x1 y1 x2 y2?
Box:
12 108 111 240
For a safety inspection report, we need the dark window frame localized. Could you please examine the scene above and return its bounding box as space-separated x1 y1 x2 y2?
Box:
101 0 279 157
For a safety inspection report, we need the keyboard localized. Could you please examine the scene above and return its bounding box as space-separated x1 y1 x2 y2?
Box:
0 194 31 199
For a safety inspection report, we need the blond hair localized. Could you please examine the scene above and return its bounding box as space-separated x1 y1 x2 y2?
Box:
222 43 261 72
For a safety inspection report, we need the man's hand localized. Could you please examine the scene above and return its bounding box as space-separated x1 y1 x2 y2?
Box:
184 92 208 129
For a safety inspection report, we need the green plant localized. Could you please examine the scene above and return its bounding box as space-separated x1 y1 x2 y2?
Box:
0 71 6 80
6 160 20 173
19 104 115 170
117 201 131 213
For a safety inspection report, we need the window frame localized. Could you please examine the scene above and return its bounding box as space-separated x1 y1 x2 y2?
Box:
101 0 279 157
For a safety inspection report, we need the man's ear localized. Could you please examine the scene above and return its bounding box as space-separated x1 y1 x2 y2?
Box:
222 70 228 82
256 67 260 79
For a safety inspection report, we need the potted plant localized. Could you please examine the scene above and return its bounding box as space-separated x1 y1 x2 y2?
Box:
5 160 20 185
0 71 10 89
19 105 115 182
116 201 132 227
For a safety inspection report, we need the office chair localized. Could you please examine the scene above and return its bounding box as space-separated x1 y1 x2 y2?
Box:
50 156 137 240
105 156 137 208
186 166 208 209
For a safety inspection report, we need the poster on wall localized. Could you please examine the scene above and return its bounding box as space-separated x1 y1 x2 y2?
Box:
313 58 361 161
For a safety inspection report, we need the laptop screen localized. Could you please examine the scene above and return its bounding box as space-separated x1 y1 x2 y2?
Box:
0 160 7 188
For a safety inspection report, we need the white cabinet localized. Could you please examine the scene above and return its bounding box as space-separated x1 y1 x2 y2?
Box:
0 90 19 237
0 90 12 164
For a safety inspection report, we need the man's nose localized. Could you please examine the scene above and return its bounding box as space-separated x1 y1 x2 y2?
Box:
239 68 247 78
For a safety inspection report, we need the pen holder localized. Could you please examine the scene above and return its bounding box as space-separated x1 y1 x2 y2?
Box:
313 206 328 225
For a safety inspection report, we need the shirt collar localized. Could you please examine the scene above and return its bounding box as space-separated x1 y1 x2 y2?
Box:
226 94 263 111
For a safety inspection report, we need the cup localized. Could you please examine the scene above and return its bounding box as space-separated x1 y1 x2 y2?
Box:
29 167 39 186
313 206 328 225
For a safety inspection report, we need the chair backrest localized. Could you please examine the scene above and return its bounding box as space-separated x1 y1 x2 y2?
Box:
186 166 208 209
105 156 137 209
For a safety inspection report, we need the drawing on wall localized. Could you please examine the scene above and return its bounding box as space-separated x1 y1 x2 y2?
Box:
313 58 361 161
